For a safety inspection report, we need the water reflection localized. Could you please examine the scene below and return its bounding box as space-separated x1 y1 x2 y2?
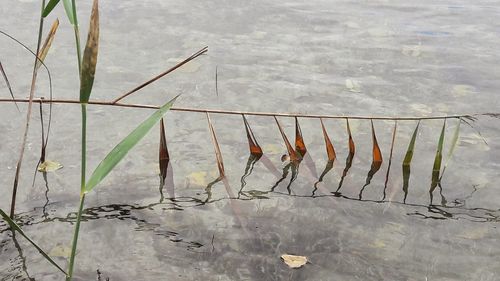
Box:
336 119 355 194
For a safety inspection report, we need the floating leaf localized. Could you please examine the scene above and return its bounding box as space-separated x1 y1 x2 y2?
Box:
281 254 308 269
80 0 99 103
0 209 67 275
440 118 461 180
402 121 420 203
207 113 225 178
320 118 336 161
294 117 307 157
345 79 361 93
359 120 383 199
337 118 355 192
38 160 63 172
242 115 263 156
274 117 299 162
36 19 59 70
85 95 179 193
382 121 397 200
430 120 446 197
49 244 72 258
159 118 170 183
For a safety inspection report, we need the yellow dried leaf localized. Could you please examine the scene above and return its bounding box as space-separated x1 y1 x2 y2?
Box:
186 171 208 186
38 160 63 172
345 79 361 93
281 254 308 269
49 244 72 258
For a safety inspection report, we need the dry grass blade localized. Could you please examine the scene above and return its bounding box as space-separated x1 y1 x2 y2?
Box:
242 115 263 156
382 121 397 200
10 1 47 217
359 120 383 199
79 0 99 103
274 116 299 162
0 61 19 111
294 117 307 157
320 118 336 161
36 19 59 70
347 118 355 155
159 118 170 183
112 46 208 103
371 120 383 164
207 113 225 178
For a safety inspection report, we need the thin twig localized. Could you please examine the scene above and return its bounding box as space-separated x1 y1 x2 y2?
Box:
0 61 19 111
10 0 46 218
0 97 493 121
111 46 208 103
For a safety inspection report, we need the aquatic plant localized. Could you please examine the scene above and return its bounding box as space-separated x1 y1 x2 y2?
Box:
1 0 499 280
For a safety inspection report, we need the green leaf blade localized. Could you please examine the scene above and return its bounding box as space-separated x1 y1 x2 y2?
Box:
440 118 461 179
402 121 420 203
42 0 61 18
403 121 420 166
62 0 76 25
84 96 179 193
0 209 67 276
430 120 446 194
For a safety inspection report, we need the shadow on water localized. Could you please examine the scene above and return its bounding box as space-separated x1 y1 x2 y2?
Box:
238 153 262 199
313 160 334 197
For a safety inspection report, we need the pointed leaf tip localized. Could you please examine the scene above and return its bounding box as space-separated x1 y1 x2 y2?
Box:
274 117 299 162
37 19 59 70
320 119 336 161
159 118 170 182
294 117 307 157
242 115 263 156
207 113 225 178
371 121 383 163
430 120 446 194
42 0 61 18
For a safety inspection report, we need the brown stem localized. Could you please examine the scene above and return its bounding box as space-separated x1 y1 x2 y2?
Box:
111 46 208 104
0 98 489 121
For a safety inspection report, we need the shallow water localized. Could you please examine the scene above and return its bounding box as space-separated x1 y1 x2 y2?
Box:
1 0 500 280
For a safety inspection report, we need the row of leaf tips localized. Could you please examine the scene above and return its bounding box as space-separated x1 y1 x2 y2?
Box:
170 114 463 204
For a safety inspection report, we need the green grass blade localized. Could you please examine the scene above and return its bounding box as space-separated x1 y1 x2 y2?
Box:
62 0 75 24
403 121 420 165
0 209 67 276
79 0 99 103
42 0 61 18
440 118 461 180
430 120 446 194
84 95 179 193
402 121 420 203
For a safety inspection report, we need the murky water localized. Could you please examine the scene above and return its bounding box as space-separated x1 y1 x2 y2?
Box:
1 0 500 280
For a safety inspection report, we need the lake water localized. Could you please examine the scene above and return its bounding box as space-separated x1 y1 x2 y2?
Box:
1 0 500 280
